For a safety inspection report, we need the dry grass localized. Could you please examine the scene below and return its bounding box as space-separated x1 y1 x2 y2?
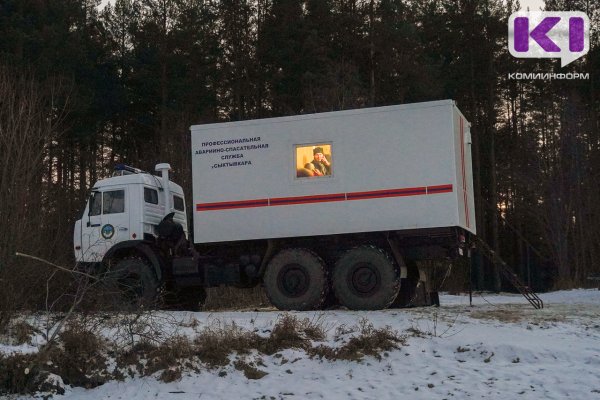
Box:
1 321 110 394
468 306 567 325
204 286 269 310
145 336 196 376
469 309 524 323
264 314 326 354
114 340 157 377
0 320 38 345
233 359 268 380
193 314 326 366
195 322 262 367
310 319 404 361
50 324 110 388
1 313 403 394
11 321 36 345
0 352 38 394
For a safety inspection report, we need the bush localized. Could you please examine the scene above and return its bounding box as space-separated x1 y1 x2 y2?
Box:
48 324 109 388
1 312 405 395
0 353 38 394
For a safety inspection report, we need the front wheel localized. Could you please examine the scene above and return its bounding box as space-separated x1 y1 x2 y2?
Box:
263 248 328 311
105 257 159 309
332 246 400 310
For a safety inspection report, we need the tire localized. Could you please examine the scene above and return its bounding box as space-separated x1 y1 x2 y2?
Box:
105 257 159 309
263 248 328 311
163 287 207 311
332 246 400 310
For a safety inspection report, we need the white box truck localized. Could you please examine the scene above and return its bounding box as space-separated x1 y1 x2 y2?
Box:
74 99 475 311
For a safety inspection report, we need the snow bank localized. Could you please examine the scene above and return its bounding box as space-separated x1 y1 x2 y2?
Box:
2 290 599 399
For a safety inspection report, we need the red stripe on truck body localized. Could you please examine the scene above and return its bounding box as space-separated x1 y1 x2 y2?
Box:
196 184 453 211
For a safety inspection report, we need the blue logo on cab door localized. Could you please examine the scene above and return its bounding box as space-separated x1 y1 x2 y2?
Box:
101 224 115 239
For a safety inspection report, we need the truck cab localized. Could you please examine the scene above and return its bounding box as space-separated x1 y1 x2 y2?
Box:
74 164 187 264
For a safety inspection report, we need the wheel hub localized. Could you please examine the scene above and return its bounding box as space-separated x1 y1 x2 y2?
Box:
277 263 310 298
349 262 381 296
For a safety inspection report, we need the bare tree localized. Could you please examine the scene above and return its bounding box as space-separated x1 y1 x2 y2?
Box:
0 66 70 320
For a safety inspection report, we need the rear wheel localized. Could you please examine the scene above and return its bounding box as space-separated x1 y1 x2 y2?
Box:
332 246 400 310
263 248 328 311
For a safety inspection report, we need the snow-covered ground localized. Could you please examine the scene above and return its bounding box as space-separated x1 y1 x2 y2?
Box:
3 289 600 399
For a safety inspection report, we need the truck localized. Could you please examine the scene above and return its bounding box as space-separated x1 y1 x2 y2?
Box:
73 99 475 311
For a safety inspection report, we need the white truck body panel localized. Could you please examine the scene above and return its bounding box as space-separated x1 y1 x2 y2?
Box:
190 100 475 244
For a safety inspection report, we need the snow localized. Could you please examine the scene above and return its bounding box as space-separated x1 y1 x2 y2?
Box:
3 289 600 399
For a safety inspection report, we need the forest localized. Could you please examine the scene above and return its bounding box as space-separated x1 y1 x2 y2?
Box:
0 0 598 311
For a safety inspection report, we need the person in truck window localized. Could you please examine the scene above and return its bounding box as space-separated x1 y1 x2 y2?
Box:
296 167 315 178
305 147 331 177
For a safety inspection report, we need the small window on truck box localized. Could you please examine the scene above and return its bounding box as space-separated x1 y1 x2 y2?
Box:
103 190 125 214
173 195 184 211
144 187 158 204
296 144 332 178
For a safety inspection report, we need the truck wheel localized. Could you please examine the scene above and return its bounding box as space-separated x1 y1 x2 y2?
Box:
263 248 328 311
332 246 400 310
107 257 159 309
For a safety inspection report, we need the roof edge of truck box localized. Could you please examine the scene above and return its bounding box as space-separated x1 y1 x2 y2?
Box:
190 99 456 132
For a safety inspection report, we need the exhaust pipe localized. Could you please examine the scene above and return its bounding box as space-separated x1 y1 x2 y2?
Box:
155 163 172 216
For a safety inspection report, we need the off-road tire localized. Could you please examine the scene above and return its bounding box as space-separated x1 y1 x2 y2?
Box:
263 248 328 311
105 257 159 310
332 246 400 310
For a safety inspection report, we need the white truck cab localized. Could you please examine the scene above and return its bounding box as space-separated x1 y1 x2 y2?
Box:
74 164 187 264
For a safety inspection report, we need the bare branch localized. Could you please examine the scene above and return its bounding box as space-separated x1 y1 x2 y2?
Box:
15 252 98 281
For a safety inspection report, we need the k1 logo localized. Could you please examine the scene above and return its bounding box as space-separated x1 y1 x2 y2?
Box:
509 12 589 67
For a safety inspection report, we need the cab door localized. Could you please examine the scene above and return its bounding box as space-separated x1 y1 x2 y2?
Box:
99 188 129 250
81 188 130 262
81 191 103 262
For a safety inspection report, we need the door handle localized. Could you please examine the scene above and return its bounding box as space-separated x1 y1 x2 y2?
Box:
90 224 101 227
